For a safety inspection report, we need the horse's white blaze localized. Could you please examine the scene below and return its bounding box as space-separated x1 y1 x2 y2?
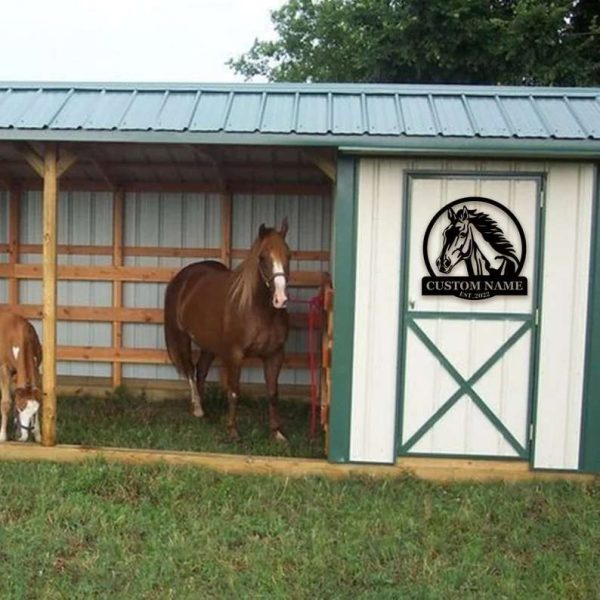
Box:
271 257 287 309
18 399 39 441
12 346 19 360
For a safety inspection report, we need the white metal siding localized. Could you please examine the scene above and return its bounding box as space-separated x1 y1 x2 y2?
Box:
351 159 595 469
350 160 406 463
534 164 594 469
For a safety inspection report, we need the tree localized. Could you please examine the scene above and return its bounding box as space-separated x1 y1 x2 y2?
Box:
228 0 600 86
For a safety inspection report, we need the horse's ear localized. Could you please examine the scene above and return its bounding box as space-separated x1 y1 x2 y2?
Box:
458 206 470 221
258 224 268 239
280 217 289 239
447 207 457 223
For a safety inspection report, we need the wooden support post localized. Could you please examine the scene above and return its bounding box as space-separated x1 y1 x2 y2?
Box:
42 144 58 447
112 189 125 388
219 191 233 387
8 185 20 308
220 191 232 268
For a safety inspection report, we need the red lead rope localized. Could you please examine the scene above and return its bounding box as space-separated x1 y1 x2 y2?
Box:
288 292 323 436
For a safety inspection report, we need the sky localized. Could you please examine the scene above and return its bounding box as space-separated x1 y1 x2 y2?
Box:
0 0 285 83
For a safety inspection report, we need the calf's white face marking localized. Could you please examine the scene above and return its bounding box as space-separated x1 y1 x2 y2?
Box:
17 399 40 442
271 257 288 309
12 346 19 360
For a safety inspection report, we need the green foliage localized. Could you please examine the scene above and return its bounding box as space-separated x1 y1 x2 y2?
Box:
229 0 600 85
0 461 599 598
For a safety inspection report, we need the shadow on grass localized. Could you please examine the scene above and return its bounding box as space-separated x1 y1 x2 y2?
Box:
57 384 325 459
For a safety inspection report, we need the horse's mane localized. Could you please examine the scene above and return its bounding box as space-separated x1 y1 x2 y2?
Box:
228 230 272 313
468 209 518 262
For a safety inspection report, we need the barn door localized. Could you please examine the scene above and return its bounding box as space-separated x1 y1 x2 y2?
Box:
398 174 541 458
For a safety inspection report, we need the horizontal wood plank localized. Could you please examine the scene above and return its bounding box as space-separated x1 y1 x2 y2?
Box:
0 264 325 286
14 244 329 261
56 346 310 368
0 444 595 482
5 304 317 330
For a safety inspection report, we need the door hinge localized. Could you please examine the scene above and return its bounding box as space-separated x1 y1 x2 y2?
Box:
529 423 534 441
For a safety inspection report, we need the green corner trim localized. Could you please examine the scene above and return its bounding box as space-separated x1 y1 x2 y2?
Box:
328 156 358 463
580 163 600 473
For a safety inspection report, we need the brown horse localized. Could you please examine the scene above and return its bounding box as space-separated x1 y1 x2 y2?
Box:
164 219 291 441
0 311 42 442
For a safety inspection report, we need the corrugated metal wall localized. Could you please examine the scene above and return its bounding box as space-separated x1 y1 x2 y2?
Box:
0 190 8 303
6 189 331 386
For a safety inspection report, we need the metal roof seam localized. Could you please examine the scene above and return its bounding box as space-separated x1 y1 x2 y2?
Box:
494 95 517 139
257 91 268 132
46 88 75 130
222 91 235 132
185 90 202 132
461 94 479 137
427 94 442 135
394 94 405 135
155 90 171 129
360 93 368 135
291 92 300 133
563 96 590 139
116 90 139 130
529 95 553 138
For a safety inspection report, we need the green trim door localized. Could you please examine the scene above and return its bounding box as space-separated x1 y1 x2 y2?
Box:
397 173 542 458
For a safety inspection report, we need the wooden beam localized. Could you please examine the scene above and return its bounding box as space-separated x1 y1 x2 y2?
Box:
42 144 58 447
14 142 44 178
15 180 332 196
0 444 596 482
15 243 328 261
5 305 317 332
302 150 336 182
8 185 20 308
88 157 116 190
112 189 124 388
0 263 326 286
56 149 78 178
55 346 310 368
220 192 233 268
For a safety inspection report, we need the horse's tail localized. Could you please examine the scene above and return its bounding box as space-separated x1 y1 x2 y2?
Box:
164 273 194 380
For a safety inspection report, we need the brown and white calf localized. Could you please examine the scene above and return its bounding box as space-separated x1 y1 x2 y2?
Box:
0 312 42 442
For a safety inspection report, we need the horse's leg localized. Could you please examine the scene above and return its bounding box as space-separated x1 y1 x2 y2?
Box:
263 350 286 442
225 361 242 441
190 350 214 418
0 365 11 442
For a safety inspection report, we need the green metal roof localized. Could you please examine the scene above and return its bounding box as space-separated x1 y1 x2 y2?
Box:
0 82 600 156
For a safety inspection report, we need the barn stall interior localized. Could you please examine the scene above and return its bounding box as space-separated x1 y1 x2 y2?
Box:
0 85 337 455
0 82 599 480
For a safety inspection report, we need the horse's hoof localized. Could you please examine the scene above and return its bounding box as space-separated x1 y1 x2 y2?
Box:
273 430 288 443
192 407 205 418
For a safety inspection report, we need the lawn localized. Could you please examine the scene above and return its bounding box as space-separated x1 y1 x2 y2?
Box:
56 385 324 458
0 460 598 599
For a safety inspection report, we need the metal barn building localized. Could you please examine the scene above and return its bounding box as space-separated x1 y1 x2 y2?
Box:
0 82 599 476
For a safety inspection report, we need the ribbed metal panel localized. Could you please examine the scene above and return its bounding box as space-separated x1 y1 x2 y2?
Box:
262 94 296 133
400 96 437 135
0 190 8 303
0 83 599 142
19 190 112 377
119 191 330 384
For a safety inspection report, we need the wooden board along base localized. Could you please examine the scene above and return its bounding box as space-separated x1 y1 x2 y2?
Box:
0 443 596 483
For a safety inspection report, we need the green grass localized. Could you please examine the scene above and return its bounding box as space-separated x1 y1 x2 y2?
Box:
56 385 324 458
0 460 599 598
